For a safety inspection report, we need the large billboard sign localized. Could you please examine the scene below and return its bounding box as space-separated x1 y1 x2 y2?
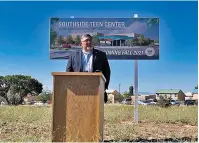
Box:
50 18 159 60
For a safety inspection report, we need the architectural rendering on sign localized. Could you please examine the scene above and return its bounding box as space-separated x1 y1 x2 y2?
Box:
50 18 159 60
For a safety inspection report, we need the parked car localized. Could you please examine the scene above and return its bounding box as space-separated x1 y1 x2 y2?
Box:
121 98 132 105
138 100 154 106
148 43 155 47
147 99 157 105
184 100 196 106
63 44 71 48
34 102 44 106
170 100 181 106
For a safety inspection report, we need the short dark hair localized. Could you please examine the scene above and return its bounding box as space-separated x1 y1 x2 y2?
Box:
81 34 92 41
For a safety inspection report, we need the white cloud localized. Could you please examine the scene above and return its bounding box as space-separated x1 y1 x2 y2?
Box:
124 21 148 34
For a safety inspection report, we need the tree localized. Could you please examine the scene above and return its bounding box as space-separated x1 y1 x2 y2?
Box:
92 35 100 46
0 96 7 104
50 18 59 25
146 18 159 27
66 35 74 44
143 38 151 45
7 85 21 105
38 89 52 103
74 35 81 45
195 85 198 89
127 39 134 46
26 78 43 96
0 75 43 105
131 18 159 28
50 18 59 46
57 36 66 45
123 91 130 98
50 28 57 45
154 40 159 43
4 75 43 95
157 95 172 108
137 35 145 45
129 86 134 96
0 76 9 103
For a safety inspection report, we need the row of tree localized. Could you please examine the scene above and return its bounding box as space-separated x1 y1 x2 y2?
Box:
55 35 81 45
0 75 43 105
53 34 158 47
53 34 100 46
126 36 159 46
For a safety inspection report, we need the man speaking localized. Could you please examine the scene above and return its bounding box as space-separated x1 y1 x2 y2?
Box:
66 34 111 103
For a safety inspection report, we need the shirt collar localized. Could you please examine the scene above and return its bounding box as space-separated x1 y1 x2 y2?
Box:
82 49 93 55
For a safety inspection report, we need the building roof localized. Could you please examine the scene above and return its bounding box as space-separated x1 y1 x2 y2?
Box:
106 90 115 93
97 35 134 41
106 90 121 96
185 92 193 96
193 89 198 94
156 89 181 94
107 33 135 37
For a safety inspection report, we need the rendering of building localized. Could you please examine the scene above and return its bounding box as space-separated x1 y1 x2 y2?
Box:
97 33 138 46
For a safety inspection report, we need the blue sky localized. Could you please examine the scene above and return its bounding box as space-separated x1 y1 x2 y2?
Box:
0 1 198 93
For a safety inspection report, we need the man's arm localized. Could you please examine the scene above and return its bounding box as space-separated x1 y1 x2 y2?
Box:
66 53 74 72
103 53 111 90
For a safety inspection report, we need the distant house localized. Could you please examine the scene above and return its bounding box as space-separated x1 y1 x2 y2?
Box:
106 90 123 103
185 92 193 100
156 89 185 101
192 89 198 100
23 93 37 103
131 93 156 104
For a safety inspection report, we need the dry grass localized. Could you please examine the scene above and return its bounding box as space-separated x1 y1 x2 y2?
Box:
104 104 198 142
0 105 52 142
0 104 198 142
104 104 198 125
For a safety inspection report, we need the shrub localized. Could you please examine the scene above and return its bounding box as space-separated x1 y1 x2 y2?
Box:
157 95 172 108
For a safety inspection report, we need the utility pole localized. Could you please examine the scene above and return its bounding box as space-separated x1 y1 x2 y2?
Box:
119 84 121 95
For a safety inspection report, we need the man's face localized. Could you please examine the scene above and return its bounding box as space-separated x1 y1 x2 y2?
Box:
81 39 92 51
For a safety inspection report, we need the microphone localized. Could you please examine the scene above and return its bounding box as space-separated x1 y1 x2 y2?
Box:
95 70 102 72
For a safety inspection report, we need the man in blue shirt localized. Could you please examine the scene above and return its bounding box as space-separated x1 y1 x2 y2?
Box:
66 34 111 103
81 35 93 72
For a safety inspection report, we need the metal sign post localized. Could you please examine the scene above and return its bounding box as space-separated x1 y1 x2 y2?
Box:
134 14 139 124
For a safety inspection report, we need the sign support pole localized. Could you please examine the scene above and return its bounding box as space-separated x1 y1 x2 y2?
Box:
134 14 139 124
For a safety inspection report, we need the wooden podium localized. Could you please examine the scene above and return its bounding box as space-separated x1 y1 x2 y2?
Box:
51 72 106 142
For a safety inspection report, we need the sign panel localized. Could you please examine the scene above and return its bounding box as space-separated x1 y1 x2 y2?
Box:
50 18 159 60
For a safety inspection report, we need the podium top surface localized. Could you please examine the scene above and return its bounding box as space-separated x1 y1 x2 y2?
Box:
51 72 106 82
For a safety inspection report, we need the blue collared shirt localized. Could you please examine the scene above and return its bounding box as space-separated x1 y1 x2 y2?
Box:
81 50 93 72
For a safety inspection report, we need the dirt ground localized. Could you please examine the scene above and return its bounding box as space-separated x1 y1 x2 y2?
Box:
104 122 198 142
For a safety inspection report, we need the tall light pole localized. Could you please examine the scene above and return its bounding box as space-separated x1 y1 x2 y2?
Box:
119 84 121 95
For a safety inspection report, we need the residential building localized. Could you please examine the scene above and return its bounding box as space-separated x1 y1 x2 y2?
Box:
106 90 123 103
156 89 185 101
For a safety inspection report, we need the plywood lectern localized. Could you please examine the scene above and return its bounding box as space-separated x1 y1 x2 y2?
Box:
51 72 106 142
